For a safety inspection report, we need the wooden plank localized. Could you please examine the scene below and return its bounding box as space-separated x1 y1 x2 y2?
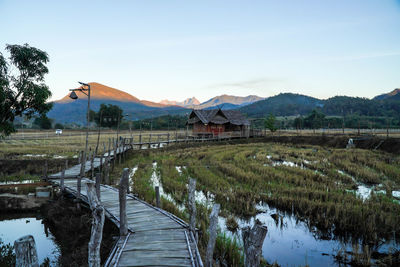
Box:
123 241 189 251
117 256 192 267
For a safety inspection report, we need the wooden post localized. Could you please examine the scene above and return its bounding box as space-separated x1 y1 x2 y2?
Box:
139 133 142 146
119 139 123 165
14 235 39 267
91 150 95 179
85 180 105 267
167 133 170 144
242 220 268 267
77 151 84 206
105 159 110 185
43 160 48 180
78 151 82 164
100 144 105 175
95 173 101 200
60 169 65 193
155 186 160 208
175 131 178 144
119 168 129 236
157 134 160 148
206 204 220 267
65 159 68 170
112 139 117 171
188 178 197 234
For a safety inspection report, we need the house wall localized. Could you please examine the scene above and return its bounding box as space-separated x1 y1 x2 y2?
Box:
193 123 225 136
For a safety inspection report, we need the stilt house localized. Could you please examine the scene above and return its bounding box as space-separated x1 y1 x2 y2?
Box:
187 108 250 138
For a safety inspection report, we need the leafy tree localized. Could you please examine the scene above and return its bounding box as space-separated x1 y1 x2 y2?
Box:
293 116 304 129
304 109 325 129
54 123 64 129
34 115 53 129
264 114 277 132
0 44 52 137
94 104 123 128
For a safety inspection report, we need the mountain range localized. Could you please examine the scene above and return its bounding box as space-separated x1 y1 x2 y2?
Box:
159 95 264 109
48 82 264 124
47 82 400 124
373 88 400 101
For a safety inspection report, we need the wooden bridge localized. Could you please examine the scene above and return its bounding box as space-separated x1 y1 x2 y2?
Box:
48 142 204 267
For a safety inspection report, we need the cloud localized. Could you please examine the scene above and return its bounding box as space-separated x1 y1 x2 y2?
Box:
210 78 284 89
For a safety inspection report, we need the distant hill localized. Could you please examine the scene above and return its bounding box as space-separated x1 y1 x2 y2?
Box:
240 92 400 118
374 88 400 101
49 82 187 124
240 93 323 117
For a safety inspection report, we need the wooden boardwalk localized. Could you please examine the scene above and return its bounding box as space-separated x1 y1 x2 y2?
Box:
49 145 203 267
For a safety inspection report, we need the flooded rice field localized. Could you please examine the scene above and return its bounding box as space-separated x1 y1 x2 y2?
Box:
121 142 400 266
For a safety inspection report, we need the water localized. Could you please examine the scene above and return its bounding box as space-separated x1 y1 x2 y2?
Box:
167 165 399 266
0 213 60 266
150 162 185 211
0 179 38 185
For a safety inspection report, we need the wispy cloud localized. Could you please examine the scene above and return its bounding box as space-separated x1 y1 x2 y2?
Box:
209 78 284 89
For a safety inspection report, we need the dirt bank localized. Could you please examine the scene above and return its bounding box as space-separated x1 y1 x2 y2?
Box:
0 158 78 176
259 135 400 154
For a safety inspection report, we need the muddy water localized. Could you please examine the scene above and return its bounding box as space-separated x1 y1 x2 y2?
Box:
0 213 60 265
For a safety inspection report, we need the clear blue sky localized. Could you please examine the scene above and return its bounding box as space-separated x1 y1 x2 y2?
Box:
1 0 399 102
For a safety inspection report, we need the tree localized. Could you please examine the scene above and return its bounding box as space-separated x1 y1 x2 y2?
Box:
34 115 53 129
54 123 64 129
94 104 123 128
264 114 277 132
304 109 325 129
0 44 52 137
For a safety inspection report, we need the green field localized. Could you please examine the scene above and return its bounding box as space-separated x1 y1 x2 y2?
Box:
109 142 400 266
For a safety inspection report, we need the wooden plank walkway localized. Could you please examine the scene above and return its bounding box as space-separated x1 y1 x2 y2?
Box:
48 146 129 179
49 146 203 267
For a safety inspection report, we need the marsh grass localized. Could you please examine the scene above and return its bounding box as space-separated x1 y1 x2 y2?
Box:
109 142 400 265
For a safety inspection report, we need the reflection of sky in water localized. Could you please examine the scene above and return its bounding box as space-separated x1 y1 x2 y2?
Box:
0 216 60 265
218 206 339 267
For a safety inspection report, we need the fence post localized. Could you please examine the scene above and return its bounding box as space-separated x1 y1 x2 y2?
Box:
119 168 129 236
155 186 160 208
188 178 197 236
95 173 101 201
112 139 117 171
60 169 65 194
242 220 268 267
14 235 39 267
77 150 84 208
167 133 170 144
43 160 48 180
86 180 105 267
206 204 220 267
91 150 95 179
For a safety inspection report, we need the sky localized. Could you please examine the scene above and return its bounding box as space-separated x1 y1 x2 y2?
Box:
1 0 399 102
